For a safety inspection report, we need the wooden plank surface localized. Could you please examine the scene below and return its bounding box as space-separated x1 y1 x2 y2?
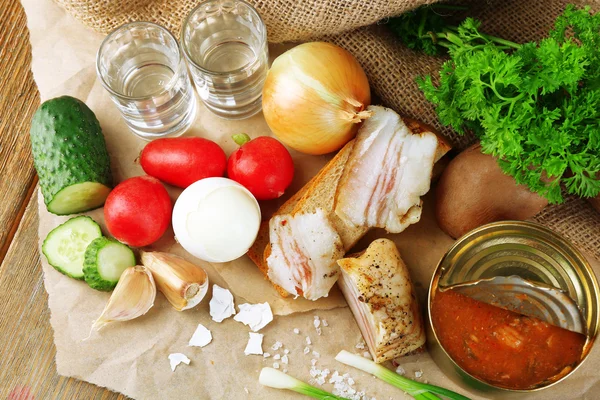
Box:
0 198 122 400
0 1 122 398
0 0 39 263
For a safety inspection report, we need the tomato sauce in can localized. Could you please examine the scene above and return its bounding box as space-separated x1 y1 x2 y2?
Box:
431 288 586 389
428 221 600 394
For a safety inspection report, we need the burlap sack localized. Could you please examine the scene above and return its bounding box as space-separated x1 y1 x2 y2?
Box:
53 0 600 261
54 0 437 41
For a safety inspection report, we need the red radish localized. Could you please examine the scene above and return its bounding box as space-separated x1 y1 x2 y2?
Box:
104 176 172 247
140 137 227 188
227 134 294 200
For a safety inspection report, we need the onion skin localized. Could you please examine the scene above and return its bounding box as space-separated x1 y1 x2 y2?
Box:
436 144 549 239
262 42 371 155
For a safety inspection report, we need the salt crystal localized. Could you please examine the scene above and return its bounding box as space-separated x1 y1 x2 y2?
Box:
314 316 321 329
312 350 320 358
329 371 342 383
363 352 372 359
293 328 300 334
322 319 328 327
244 387 249 394
311 359 317 366
325 368 374 399
355 341 365 350
395 365 405 375
281 354 289 364
272 341 283 350
273 354 281 360
316 327 322 336
284 349 290 354
303 347 310 354
306 336 312 345
415 370 423 378
273 362 280 369
263 353 271 358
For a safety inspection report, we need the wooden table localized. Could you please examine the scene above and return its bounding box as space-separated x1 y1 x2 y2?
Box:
0 2 123 398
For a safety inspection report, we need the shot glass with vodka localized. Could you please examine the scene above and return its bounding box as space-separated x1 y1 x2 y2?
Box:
181 0 269 119
96 22 197 139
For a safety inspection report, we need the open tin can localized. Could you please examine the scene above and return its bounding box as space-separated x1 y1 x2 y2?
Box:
427 221 600 398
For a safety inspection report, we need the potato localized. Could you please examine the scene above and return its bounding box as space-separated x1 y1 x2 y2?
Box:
435 143 549 239
588 196 600 214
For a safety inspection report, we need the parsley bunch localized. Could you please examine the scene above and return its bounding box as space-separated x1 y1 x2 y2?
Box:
391 5 600 203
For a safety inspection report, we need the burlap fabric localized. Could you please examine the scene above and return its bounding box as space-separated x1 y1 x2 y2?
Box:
54 0 437 41
53 0 600 261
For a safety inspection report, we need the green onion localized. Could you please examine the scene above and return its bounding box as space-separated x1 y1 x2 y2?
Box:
335 351 471 400
259 367 346 399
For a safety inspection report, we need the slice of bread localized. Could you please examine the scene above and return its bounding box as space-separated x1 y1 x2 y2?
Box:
247 116 451 297
293 140 362 250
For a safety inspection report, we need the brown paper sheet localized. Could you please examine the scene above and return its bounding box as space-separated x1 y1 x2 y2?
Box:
23 0 600 398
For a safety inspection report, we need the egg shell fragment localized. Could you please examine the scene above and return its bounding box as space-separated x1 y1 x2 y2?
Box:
188 324 212 347
244 332 264 355
234 302 273 332
168 353 190 371
209 284 236 322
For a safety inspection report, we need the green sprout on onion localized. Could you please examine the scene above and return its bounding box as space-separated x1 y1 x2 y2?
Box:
259 351 471 400
335 351 471 400
259 367 345 399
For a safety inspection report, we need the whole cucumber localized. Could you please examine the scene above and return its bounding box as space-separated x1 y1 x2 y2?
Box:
30 96 112 215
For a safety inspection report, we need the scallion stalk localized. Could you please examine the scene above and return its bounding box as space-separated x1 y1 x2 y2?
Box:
259 367 346 400
335 351 471 400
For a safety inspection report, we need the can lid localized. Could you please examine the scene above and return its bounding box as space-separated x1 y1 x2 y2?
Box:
434 221 599 339
448 275 585 334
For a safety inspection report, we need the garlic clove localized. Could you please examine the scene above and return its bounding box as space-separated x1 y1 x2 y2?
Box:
91 265 156 332
140 251 209 311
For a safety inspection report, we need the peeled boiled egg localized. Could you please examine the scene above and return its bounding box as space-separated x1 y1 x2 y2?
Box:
173 177 261 262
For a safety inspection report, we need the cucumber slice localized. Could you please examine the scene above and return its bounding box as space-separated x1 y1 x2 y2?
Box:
48 182 111 215
84 237 136 291
42 216 102 280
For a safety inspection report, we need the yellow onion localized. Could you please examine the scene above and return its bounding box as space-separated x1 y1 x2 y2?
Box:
262 42 371 155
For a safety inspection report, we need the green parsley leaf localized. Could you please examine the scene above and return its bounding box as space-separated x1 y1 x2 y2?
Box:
403 4 600 203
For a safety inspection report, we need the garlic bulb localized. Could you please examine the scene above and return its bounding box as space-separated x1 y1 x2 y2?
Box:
141 251 209 311
91 265 156 332
262 42 371 155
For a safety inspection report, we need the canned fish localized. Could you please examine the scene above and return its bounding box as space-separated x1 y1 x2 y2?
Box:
427 221 599 397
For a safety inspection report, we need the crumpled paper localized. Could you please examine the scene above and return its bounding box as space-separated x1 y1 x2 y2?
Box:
23 0 600 398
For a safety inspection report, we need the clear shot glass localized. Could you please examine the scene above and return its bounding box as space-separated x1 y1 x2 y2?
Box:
96 22 197 139
181 0 269 119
